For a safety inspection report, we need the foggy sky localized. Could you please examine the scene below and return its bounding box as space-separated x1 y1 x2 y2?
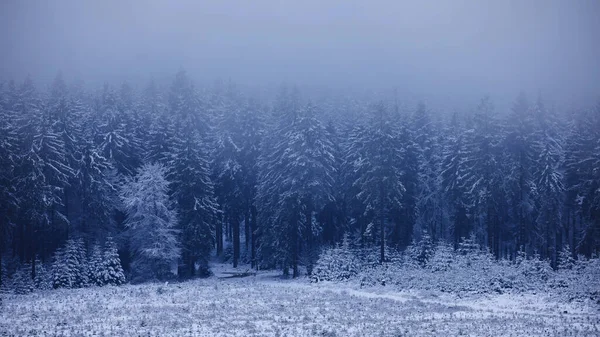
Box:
1 0 599 107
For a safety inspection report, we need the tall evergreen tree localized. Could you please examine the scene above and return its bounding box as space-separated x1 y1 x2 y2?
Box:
167 71 218 277
121 163 180 282
463 96 504 256
504 93 538 253
412 102 443 242
95 84 141 177
532 97 565 263
440 112 470 246
14 77 73 278
346 103 404 262
258 91 336 276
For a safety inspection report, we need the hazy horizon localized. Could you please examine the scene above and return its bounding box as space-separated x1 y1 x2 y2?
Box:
1 0 599 109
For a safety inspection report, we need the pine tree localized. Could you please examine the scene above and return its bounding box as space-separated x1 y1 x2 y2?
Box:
412 102 443 243
557 245 575 271
394 120 419 249
75 142 118 238
258 97 337 276
237 100 263 267
95 84 141 177
87 244 104 286
14 77 73 279
416 231 434 267
121 163 180 281
564 103 600 256
33 257 51 290
53 238 89 288
440 112 470 245
0 82 19 288
12 263 34 294
73 238 89 287
212 86 244 267
167 71 218 277
102 237 126 286
504 93 538 253
430 241 455 272
47 72 84 226
532 97 565 263
52 246 70 288
346 102 404 263
463 96 503 256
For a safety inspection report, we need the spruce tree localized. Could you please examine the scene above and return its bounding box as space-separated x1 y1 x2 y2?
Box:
346 102 404 263
102 237 126 286
87 244 104 286
167 71 218 277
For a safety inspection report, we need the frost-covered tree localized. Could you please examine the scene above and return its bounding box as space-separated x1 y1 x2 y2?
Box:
74 142 118 239
0 82 19 287
51 246 69 288
14 77 73 279
440 112 470 245
532 98 565 263
87 244 104 286
95 85 141 177
52 238 88 288
258 94 337 276
311 235 358 282
563 103 600 256
393 121 419 249
166 71 218 277
102 237 126 286
412 102 443 243
12 263 35 294
212 86 245 266
346 102 404 262
463 96 503 256
504 93 538 253
33 257 51 290
121 163 180 282
47 72 84 224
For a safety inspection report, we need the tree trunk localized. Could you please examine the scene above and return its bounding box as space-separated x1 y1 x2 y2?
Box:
216 214 223 257
292 214 299 278
251 205 257 269
305 201 314 275
244 208 250 251
233 214 240 268
189 255 196 277
379 184 386 263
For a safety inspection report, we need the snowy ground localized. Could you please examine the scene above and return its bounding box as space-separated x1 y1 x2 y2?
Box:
1 266 599 336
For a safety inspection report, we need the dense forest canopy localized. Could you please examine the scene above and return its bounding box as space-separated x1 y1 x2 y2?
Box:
0 70 599 284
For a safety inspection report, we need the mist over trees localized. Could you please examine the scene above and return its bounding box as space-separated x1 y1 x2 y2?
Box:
0 70 599 285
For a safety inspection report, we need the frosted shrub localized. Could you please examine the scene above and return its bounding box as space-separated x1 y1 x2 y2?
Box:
12 264 34 295
429 242 454 272
557 255 600 303
34 259 52 291
311 237 359 282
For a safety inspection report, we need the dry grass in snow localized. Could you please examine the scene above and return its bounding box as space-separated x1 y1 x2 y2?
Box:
1 270 599 336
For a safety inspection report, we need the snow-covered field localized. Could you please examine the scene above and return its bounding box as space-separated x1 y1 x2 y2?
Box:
1 267 599 337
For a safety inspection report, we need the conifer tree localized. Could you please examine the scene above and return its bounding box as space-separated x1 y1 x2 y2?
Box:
121 163 180 281
102 237 126 286
346 103 404 262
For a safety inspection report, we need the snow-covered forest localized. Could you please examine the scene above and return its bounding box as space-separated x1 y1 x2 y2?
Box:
0 70 599 290
2 1 600 335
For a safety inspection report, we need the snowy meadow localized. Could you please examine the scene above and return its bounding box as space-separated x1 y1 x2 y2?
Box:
2 267 599 337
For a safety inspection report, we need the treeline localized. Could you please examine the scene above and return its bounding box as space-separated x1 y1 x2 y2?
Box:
0 70 599 284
